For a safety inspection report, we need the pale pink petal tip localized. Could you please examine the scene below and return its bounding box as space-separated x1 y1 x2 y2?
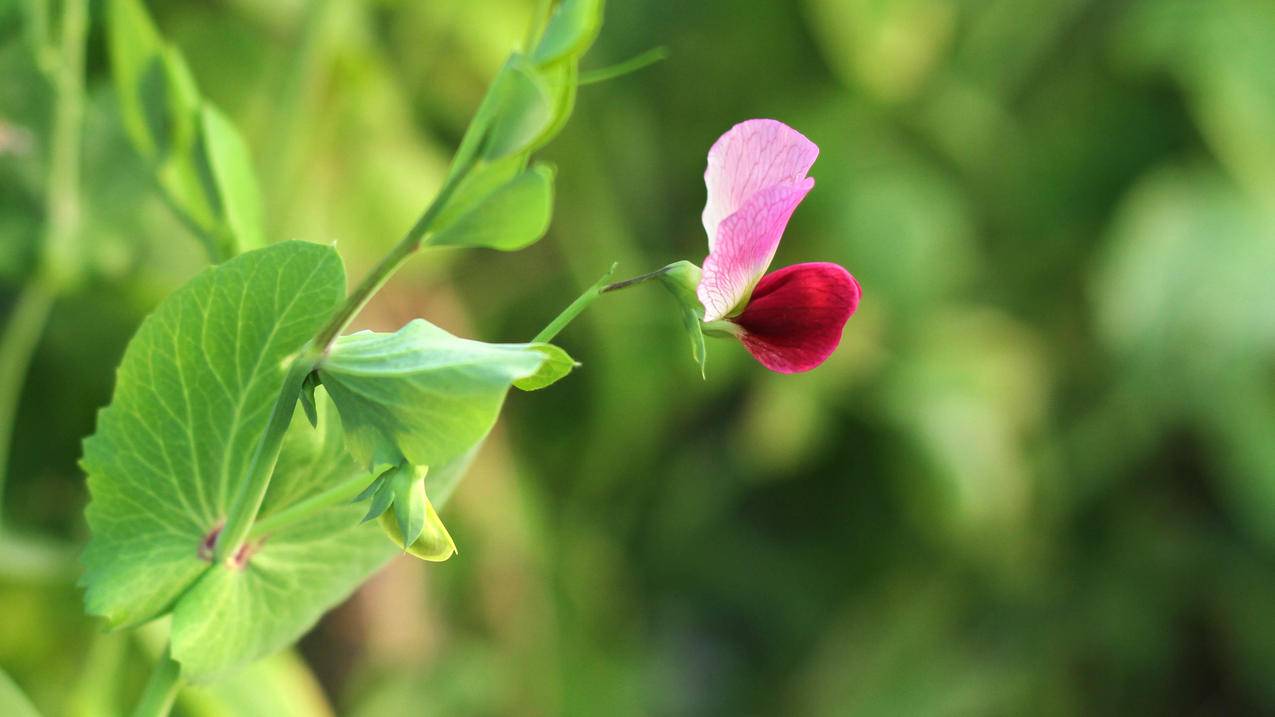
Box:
702 119 819 248
697 178 814 322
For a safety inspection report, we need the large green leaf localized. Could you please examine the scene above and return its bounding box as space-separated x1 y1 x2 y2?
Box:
318 319 575 470
81 241 346 630
428 163 555 251
170 390 393 680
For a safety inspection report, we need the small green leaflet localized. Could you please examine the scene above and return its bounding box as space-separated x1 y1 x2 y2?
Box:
318 319 575 470
657 261 708 377
528 60 579 154
107 0 263 260
481 55 557 161
170 390 393 680
428 163 555 251
199 105 265 252
107 0 183 159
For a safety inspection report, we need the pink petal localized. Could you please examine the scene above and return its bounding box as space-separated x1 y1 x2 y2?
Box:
732 262 861 374
698 179 814 322
702 119 819 249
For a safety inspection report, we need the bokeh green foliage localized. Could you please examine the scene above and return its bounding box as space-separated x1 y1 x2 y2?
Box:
3 0 1275 714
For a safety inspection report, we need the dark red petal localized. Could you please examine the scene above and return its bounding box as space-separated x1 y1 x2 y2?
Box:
732 262 861 374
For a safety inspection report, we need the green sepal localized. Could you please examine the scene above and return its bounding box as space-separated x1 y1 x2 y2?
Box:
428 163 555 251
657 261 708 377
379 489 457 562
532 0 605 66
299 372 321 428
352 468 389 504
318 319 575 470
355 468 396 524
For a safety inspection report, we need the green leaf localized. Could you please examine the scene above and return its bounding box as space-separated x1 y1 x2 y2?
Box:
108 0 200 164
434 153 527 230
657 261 707 377
428 163 555 251
199 104 265 252
169 390 394 680
156 47 202 156
318 319 573 470
107 0 262 260
514 344 579 391
532 0 605 66
107 0 165 157
81 241 347 630
482 55 555 160
527 60 579 153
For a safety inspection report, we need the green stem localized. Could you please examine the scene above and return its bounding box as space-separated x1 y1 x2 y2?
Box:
25 0 57 72
264 0 336 238
599 265 672 294
0 284 54 530
41 0 86 285
579 47 669 86
214 352 316 562
1 0 86 528
248 470 372 538
131 647 182 717
531 263 617 343
217 149 481 561
311 152 478 351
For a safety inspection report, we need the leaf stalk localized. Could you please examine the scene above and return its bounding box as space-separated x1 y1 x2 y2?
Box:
130 646 182 717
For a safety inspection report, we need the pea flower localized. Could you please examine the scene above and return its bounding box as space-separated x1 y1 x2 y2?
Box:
697 119 861 373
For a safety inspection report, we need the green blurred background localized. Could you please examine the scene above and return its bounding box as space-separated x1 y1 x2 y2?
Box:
4 0 1275 714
